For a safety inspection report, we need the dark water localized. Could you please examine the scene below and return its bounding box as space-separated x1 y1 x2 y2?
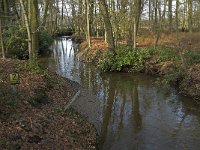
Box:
42 38 200 150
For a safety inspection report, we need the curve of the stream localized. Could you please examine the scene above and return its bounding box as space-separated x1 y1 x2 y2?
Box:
42 37 200 150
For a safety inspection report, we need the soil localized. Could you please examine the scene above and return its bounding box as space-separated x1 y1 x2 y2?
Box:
77 33 200 101
0 59 97 149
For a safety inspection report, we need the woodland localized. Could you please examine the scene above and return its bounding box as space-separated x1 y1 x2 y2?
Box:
1 0 200 149
0 0 200 59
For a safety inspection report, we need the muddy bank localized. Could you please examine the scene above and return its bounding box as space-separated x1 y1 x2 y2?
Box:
78 39 200 101
0 59 97 149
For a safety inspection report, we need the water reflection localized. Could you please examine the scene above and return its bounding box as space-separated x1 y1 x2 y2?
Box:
42 38 200 150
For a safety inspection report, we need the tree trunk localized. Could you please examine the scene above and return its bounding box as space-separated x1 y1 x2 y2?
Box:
61 0 64 26
154 0 168 47
0 17 5 59
19 0 32 60
42 0 49 26
70 0 77 32
135 0 142 35
86 0 91 48
153 0 158 31
99 0 115 51
169 0 173 31
30 0 39 64
176 0 179 39
78 0 83 35
188 0 193 32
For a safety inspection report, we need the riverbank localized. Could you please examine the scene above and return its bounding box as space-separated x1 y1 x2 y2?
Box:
78 36 200 101
0 59 97 149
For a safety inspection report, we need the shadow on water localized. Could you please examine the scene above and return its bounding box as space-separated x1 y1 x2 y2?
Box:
41 37 200 150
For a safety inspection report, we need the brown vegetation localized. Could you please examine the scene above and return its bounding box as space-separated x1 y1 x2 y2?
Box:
0 59 96 149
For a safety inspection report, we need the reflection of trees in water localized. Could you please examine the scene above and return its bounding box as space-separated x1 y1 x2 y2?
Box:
100 75 117 150
131 81 142 149
49 39 200 149
100 74 142 149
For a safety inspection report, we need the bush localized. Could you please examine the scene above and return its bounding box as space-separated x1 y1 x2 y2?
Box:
147 46 179 62
3 27 54 59
156 65 185 88
98 46 151 72
5 27 28 59
38 31 54 55
98 46 181 72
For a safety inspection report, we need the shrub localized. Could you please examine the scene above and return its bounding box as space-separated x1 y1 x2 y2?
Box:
5 27 28 59
156 65 185 88
3 27 54 59
38 31 54 55
98 46 181 72
148 46 179 62
98 46 151 72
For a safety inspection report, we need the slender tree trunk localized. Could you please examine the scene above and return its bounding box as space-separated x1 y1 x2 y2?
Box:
53 0 59 32
135 0 142 35
86 0 91 48
128 0 134 47
133 18 136 49
19 0 32 60
149 0 151 29
70 0 76 31
0 17 5 59
169 0 173 31
89 0 94 35
61 0 64 26
78 0 83 35
153 0 158 31
99 0 115 51
49 0 53 33
188 0 193 32
30 0 39 62
154 0 167 47
42 0 49 26
176 0 179 39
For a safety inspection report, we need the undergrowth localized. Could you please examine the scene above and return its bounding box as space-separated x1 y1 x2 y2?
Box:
2 27 53 59
156 65 186 88
98 45 199 88
98 46 180 72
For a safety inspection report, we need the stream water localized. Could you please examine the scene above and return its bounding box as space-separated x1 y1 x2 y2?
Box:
42 37 200 150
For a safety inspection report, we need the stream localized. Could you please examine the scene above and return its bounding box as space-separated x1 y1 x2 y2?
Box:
42 37 200 150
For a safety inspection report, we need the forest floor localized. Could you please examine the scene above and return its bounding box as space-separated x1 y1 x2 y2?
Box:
78 32 200 100
0 59 97 149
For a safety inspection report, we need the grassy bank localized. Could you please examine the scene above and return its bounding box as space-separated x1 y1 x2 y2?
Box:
0 59 97 149
78 38 200 101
